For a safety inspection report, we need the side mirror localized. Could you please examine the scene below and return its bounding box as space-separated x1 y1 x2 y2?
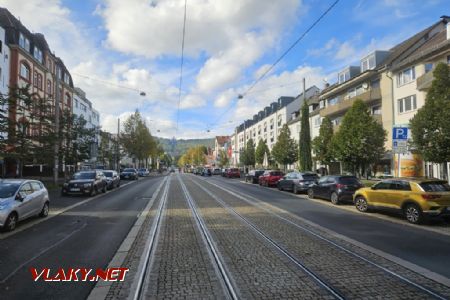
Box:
15 193 24 201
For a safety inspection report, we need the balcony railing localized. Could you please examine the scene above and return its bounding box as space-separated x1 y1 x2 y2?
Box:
320 87 381 118
416 71 434 91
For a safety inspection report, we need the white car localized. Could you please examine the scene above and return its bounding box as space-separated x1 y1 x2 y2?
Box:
0 179 50 231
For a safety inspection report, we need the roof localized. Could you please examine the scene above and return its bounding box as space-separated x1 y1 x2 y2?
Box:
215 136 230 146
382 177 448 183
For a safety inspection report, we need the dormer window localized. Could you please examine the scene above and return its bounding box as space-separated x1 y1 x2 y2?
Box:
19 33 30 52
361 54 376 72
64 73 70 84
338 70 350 84
33 47 43 63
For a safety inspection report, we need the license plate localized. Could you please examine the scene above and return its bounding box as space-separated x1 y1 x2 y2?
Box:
125 176 129 178
70 188 80 192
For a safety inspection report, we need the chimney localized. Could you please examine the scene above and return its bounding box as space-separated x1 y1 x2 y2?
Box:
441 16 450 40
447 22 450 40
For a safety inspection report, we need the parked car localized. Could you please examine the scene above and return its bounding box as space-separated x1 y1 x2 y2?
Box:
202 168 212 176
103 170 121 189
307 175 363 204
245 170 265 184
221 168 229 177
212 168 222 175
120 168 139 180
353 178 450 224
226 168 240 178
0 179 50 231
137 168 150 177
62 170 108 196
277 172 319 193
258 170 284 187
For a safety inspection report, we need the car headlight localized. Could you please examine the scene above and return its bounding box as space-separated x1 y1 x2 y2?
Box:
84 183 92 188
63 183 68 187
0 204 8 210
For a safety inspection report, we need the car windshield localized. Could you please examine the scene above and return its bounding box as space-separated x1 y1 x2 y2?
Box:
73 172 95 180
420 181 450 192
139 169 147 171
123 168 135 172
230 168 238 172
0 183 21 198
270 171 283 176
339 177 360 184
103 171 113 177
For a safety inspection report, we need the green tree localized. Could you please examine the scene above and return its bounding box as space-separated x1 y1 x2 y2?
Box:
255 139 270 166
272 124 298 170
218 149 229 167
410 63 450 163
312 116 334 168
299 103 312 171
241 138 255 167
332 99 386 177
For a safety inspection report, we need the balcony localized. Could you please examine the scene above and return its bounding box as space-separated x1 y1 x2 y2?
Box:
416 71 434 91
320 87 381 118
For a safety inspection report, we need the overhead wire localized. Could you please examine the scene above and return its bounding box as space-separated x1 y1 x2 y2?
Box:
207 0 340 131
176 0 188 135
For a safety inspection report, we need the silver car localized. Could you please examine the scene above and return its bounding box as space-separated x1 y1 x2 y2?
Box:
0 179 50 231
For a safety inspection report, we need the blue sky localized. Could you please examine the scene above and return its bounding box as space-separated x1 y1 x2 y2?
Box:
0 0 446 138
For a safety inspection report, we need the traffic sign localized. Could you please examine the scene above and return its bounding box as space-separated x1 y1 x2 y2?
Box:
393 127 408 140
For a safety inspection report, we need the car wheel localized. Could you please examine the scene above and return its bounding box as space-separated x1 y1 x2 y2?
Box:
307 189 314 199
293 185 298 194
330 192 339 205
102 185 107 193
355 196 369 212
277 183 282 191
117 181 121 187
39 202 49 218
4 213 18 231
404 203 423 224
90 187 97 197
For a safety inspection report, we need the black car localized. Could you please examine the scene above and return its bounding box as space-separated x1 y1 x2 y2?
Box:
103 170 121 189
277 172 319 193
245 170 265 184
201 169 212 176
62 171 107 196
307 175 363 204
120 168 139 180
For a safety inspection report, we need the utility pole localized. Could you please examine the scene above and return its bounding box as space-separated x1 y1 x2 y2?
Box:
53 65 60 185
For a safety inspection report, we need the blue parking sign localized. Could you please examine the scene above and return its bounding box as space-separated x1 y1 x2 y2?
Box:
393 127 408 140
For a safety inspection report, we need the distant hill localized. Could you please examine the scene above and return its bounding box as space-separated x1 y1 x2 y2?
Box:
156 137 214 157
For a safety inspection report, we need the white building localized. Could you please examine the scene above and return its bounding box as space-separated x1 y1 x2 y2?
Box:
0 25 9 97
231 86 320 166
73 87 100 165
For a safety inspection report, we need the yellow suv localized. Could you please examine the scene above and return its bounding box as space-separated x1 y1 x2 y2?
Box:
353 178 450 224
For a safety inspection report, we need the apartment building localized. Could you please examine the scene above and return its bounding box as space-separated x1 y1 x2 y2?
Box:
0 7 74 175
388 16 450 179
231 86 319 166
74 87 100 165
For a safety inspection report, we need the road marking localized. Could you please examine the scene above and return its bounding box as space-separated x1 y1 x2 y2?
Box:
0 222 88 283
0 180 140 240
218 177 450 237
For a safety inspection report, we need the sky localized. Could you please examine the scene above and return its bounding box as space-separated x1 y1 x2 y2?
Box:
0 0 446 139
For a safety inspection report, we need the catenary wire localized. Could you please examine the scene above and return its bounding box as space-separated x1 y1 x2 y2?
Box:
176 0 188 135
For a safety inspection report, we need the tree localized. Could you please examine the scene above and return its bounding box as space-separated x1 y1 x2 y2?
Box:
272 124 298 170
240 138 255 167
332 99 386 177
410 63 450 163
218 149 229 167
312 116 334 168
255 139 270 166
299 103 312 171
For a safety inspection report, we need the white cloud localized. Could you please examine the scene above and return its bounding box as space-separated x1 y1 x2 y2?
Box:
335 42 356 60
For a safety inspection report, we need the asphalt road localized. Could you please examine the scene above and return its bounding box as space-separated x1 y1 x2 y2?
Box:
203 175 450 280
0 175 165 300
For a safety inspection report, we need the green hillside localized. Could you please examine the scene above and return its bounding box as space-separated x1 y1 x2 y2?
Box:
156 137 214 157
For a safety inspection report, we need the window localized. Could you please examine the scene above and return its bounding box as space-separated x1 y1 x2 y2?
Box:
338 71 350 84
424 63 433 73
314 117 322 127
0 40 2 53
361 54 376 72
327 97 338 106
65 93 71 106
447 55 450 65
34 47 43 63
81 104 86 112
319 100 325 109
33 71 38 87
64 73 70 84
397 67 416 86
37 73 43 90
19 33 30 52
47 80 52 94
20 62 30 81
57 67 62 79
371 79 380 89
75 99 78 108
398 95 417 114
372 105 382 115
346 85 364 99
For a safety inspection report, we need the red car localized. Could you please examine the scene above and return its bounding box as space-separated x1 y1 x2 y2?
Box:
259 170 284 187
226 168 241 178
